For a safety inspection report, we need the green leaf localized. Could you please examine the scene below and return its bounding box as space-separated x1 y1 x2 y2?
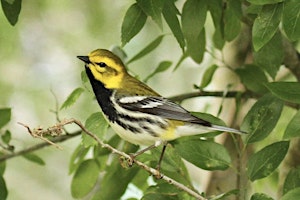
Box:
282 0 300 41
235 64 268 94
209 189 239 200
247 0 284 5
1 130 11 145
60 87 84 110
247 141 289 181
0 155 5 175
172 52 188 72
137 0 164 29
71 159 99 198
1 0 22 26
250 193 274 200
144 61 172 82
93 134 120 157
224 0 242 41
191 112 226 126
0 108 11 129
69 144 90 174
82 112 108 147
252 3 283 51
142 193 177 200
253 31 283 79
142 183 181 199
131 169 150 192
147 183 179 195
283 110 300 140
181 0 207 63
228 0 243 18
212 25 225 50
208 0 225 49
182 0 207 38
241 94 283 144
162 0 185 50
151 145 186 173
0 176 8 200
81 70 88 83
200 64 218 89
175 140 231 170
283 167 300 195
265 82 300 104
22 153 45 166
121 3 147 46
131 168 150 191
186 29 206 63
93 156 139 199
246 4 262 15
281 188 300 200
127 35 164 64
150 145 193 189
93 135 122 172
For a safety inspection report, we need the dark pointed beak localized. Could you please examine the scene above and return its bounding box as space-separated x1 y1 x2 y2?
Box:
77 56 90 63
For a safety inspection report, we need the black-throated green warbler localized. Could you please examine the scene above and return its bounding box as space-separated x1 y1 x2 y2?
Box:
77 49 246 158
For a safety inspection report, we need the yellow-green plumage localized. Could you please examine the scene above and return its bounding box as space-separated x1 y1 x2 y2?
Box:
77 49 246 146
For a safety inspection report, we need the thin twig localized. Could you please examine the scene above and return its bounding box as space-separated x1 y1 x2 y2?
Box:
169 90 299 109
17 122 64 150
16 118 207 200
0 131 81 162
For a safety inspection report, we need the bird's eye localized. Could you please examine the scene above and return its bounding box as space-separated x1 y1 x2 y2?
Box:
97 62 107 67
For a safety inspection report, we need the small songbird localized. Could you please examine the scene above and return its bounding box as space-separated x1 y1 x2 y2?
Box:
77 49 246 163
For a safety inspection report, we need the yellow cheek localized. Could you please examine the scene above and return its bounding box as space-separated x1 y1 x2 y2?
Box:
103 73 123 88
90 65 104 80
89 65 123 89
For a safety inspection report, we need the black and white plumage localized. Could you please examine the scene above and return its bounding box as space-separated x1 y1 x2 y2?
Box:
78 49 246 146
111 93 244 145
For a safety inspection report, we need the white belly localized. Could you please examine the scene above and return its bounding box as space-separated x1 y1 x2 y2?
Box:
110 122 161 146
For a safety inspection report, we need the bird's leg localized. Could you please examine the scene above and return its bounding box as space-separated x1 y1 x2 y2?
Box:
154 142 168 179
127 140 163 166
156 142 167 172
126 140 167 178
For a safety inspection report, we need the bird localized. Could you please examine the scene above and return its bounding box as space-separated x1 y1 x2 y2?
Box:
77 49 246 169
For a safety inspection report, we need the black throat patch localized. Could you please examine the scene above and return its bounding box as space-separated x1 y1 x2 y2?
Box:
85 67 118 122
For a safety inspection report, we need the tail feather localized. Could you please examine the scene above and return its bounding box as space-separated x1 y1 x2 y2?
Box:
210 125 247 135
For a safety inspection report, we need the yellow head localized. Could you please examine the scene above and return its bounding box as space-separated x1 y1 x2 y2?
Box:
77 49 126 89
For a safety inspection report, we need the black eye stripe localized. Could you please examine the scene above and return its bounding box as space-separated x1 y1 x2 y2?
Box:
97 62 107 67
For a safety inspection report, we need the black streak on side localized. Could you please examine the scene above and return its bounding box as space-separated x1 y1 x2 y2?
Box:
85 67 142 134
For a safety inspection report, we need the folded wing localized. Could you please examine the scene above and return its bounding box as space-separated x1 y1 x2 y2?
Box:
117 96 212 127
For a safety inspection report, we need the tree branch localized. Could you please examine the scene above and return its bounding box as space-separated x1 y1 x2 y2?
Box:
169 90 300 109
13 119 207 200
168 90 256 102
0 131 81 162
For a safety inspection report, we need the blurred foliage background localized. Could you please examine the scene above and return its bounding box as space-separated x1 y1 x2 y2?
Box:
0 1 130 199
1 1 221 199
1 0 300 200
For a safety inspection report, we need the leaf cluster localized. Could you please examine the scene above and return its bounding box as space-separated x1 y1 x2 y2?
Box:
1 0 300 200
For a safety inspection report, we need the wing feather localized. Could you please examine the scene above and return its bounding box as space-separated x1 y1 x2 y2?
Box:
117 96 211 126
